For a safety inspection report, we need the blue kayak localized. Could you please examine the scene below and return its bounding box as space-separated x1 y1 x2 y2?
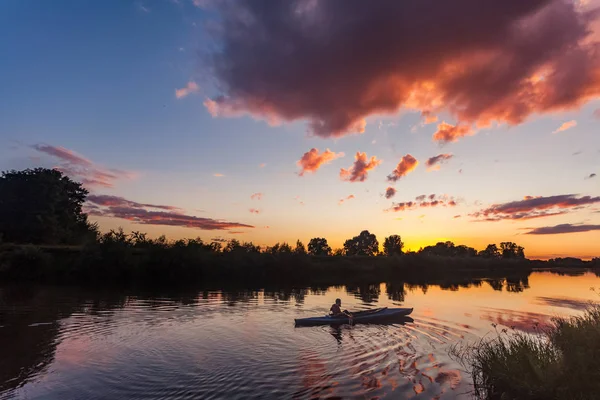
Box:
294 307 413 326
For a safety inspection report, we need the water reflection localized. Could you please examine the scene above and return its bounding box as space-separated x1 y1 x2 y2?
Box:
0 270 598 399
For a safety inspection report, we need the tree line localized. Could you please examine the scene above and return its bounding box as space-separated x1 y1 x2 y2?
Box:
1 168 525 259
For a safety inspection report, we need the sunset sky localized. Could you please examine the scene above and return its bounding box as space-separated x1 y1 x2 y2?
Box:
1 0 599 259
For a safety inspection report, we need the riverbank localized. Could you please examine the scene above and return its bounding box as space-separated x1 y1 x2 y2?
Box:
2 241 595 289
0 242 545 287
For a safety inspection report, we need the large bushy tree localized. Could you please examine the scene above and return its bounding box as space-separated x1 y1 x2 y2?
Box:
0 168 97 244
500 242 525 259
383 234 404 256
308 237 331 256
344 230 379 256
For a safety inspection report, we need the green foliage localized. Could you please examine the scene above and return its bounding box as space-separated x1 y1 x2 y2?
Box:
383 235 404 256
308 238 332 256
453 306 600 400
344 230 379 256
0 168 97 245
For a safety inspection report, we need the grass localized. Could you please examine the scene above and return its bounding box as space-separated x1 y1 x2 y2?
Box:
452 305 600 400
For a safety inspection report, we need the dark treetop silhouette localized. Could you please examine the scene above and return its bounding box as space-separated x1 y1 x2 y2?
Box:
0 168 98 245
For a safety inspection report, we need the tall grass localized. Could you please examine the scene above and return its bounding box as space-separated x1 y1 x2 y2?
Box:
452 306 600 400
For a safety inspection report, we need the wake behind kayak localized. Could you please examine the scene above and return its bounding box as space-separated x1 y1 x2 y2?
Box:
294 307 413 327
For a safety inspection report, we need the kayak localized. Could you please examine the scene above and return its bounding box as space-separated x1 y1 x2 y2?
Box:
294 307 413 326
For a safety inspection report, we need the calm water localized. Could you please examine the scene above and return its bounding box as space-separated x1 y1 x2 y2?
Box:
1 271 599 399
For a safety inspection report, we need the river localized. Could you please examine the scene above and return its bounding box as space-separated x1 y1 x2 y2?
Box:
1 270 598 399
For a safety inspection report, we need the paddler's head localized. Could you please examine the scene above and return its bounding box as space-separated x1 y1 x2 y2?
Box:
335 298 341 305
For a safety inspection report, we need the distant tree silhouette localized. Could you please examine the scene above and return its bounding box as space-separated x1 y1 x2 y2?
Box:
479 244 501 258
0 168 98 244
383 235 404 256
419 241 477 257
420 241 455 257
224 239 242 253
308 238 332 256
500 242 525 259
344 230 379 256
267 242 293 254
294 240 307 255
332 248 344 256
455 245 477 257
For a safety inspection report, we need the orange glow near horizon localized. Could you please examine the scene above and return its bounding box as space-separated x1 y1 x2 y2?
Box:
92 215 599 260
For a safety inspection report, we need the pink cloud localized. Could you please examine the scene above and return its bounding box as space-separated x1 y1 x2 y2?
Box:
297 148 344 176
32 144 92 166
387 154 418 182
471 194 600 221
338 194 355 205
87 195 181 211
552 120 577 133
385 187 397 199
250 192 263 200
31 144 134 188
526 223 600 235
388 194 460 212
87 195 254 231
249 208 260 214
340 152 381 182
175 81 199 99
202 1 600 139
426 153 453 171
422 111 439 124
432 123 473 144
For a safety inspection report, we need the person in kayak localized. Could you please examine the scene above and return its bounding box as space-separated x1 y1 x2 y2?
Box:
330 298 352 317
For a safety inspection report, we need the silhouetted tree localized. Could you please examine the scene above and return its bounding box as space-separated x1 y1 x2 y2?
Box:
308 238 332 256
0 168 98 244
217 239 260 253
500 242 525 259
479 244 501 258
344 230 379 256
279 242 292 253
420 241 455 257
267 242 292 254
241 241 261 253
455 245 477 257
383 234 404 256
332 248 344 256
224 239 242 253
294 240 307 255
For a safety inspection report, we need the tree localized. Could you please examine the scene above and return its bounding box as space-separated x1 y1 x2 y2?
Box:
500 242 525 259
479 244 501 258
383 235 404 256
224 239 242 253
0 168 98 244
344 230 379 256
455 245 477 257
308 238 332 256
420 241 455 257
294 240 307 255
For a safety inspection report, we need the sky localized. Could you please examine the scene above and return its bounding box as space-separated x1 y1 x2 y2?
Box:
1 0 599 259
